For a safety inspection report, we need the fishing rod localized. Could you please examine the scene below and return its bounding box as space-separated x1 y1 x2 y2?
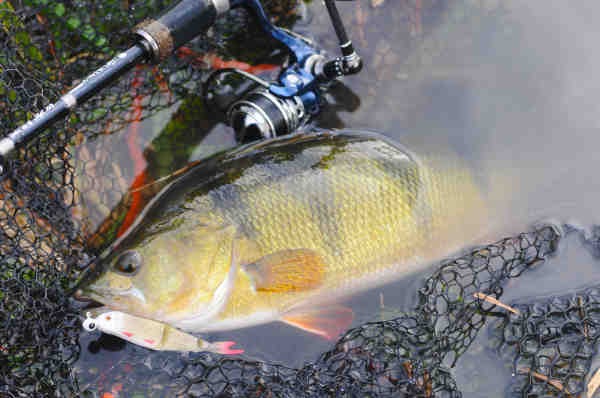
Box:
0 0 361 175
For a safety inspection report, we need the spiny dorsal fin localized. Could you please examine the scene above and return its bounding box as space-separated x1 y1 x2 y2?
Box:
242 249 325 293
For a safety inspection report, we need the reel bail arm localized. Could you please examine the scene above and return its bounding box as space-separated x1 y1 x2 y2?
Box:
317 0 363 80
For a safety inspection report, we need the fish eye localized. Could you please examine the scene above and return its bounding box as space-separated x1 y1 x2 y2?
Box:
113 250 142 275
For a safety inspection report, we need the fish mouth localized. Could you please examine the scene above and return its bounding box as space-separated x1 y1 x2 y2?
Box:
76 285 147 306
74 286 111 305
71 288 97 303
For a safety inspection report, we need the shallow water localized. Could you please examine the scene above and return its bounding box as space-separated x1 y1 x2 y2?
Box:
74 1 600 396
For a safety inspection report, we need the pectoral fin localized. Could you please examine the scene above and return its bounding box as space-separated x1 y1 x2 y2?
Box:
281 305 354 340
242 249 325 293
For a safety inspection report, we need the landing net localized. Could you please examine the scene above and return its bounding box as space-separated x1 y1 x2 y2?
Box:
0 1 589 397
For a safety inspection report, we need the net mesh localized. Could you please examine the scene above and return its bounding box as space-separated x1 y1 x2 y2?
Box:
491 225 600 398
494 288 599 397
0 1 592 397
69 225 560 398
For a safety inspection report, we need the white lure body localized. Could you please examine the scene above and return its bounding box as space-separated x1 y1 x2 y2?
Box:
82 310 243 354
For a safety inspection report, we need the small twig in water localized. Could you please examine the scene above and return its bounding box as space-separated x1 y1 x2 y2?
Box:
518 367 570 396
578 296 590 339
587 366 600 398
402 361 412 378
402 361 432 397
473 292 520 315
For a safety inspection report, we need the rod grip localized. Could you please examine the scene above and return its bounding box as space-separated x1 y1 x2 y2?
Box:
136 0 227 62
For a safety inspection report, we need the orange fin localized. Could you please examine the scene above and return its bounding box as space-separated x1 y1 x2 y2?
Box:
281 305 354 340
242 249 325 293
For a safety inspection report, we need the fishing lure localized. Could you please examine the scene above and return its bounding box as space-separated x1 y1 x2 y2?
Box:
83 310 243 355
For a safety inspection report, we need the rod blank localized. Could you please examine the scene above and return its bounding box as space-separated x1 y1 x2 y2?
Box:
0 0 226 162
0 44 148 158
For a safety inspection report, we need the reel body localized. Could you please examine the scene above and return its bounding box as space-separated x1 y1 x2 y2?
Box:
228 88 314 141
208 0 361 142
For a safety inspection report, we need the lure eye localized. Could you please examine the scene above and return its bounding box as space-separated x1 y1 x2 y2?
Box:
113 250 142 275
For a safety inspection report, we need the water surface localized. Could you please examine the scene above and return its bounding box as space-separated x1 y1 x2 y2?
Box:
74 2 600 396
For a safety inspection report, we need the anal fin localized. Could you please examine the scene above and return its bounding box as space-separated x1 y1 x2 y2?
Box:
281 305 354 340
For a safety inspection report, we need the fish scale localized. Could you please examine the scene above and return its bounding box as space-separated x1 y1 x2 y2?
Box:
83 131 488 336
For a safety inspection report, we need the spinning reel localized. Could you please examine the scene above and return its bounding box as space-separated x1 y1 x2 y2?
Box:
0 0 361 169
202 0 362 142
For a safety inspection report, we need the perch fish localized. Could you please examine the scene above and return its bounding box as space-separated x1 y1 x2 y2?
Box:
81 130 489 341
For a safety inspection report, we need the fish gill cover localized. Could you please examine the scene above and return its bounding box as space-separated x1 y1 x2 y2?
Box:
0 1 596 397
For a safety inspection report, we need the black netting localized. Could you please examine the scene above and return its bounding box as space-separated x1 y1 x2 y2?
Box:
69 226 559 398
494 281 600 396
495 292 597 397
0 1 589 397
